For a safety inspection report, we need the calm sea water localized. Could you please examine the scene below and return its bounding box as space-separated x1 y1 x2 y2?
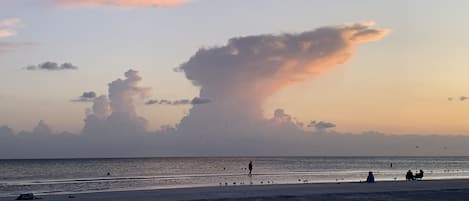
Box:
1 156 469 197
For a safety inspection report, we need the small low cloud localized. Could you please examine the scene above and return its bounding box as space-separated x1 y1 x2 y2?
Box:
71 91 97 102
54 0 189 8
308 120 336 130
25 62 78 71
145 97 211 106
448 96 468 102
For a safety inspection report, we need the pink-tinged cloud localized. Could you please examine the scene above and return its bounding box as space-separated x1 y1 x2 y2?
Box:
177 22 389 132
55 0 189 8
0 30 16 38
0 42 32 55
0 18 21 28
0 18 21 38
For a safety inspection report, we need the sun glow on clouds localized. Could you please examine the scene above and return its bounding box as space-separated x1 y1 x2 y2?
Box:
0 18 30 54
0 18 21 38
177 21 389 130
54 0 189 8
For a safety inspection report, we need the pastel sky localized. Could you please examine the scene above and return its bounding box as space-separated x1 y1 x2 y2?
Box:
1 0 469 136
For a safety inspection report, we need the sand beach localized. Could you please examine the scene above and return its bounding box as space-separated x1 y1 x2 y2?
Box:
2 179 469 201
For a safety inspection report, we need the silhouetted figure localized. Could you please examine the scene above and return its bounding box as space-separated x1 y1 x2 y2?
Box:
406 170 415 181
415 169 424 180
366 171 375 183
390 163 393 168
16 193 39 200
248 161 253 175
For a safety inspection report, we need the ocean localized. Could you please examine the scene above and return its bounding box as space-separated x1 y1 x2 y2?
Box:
1 156 469 197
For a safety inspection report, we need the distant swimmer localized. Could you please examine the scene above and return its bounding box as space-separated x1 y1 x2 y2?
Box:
248 161 253 175
107 172 111 176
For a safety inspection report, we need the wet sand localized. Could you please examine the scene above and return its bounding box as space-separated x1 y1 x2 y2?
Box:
2 179 469 201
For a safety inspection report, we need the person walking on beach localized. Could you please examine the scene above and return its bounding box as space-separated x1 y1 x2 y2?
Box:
248 161 253 175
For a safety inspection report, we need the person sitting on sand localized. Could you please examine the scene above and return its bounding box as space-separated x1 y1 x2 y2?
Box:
366 171 375 183
415 169 424 180
248 161 253 175
406 170 415 181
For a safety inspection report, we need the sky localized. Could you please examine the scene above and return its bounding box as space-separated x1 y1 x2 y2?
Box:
1 0 469 157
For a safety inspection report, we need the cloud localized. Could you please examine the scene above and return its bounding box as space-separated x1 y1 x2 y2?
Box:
71 91 97 102
0 29 16 38
0 126 14 137
0 42 32 54
0 18 29 55
25 62 78 71
32 120 53 135
308 120 336 130
82 91 97 99
0 18 21 28
83 69 150 136
145 97 211 105
54 0 189 8
89 95 111 119
460 96 468 101
0 18 21 38
108 69 150 114
0 23 394 157
176 21 389 134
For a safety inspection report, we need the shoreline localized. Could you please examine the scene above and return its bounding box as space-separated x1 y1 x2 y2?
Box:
3 178 469 201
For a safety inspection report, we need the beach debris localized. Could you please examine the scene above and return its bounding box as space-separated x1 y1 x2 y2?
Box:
16 193 41 200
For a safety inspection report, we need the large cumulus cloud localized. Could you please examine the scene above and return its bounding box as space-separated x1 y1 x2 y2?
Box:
10 22 455 158
83 69 150 136
177 22 389 135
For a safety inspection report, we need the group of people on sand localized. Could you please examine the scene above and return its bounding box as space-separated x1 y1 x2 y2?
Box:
366 169 424 183
406 169 424 181
248 160 425 184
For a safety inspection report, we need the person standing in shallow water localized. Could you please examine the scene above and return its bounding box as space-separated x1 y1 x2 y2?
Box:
248 161 253 175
